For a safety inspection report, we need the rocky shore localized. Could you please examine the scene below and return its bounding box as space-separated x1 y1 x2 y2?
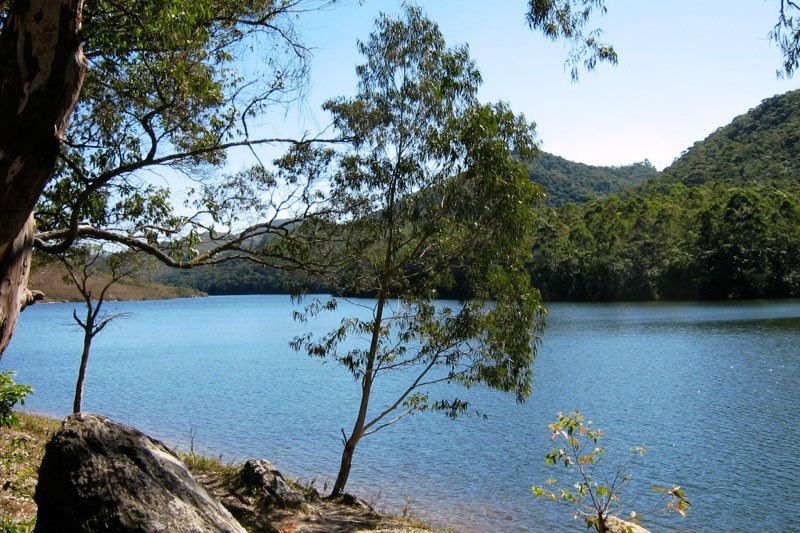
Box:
1 413 437 532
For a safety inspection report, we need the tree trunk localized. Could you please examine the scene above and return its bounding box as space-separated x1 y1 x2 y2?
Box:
72 324 92 413
596 512 607 533
0 0 86 357
331 438 358 497
0 215 35 355
330 293 388 497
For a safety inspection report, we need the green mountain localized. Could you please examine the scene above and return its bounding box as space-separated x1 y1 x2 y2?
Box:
154 260 308 296
528 89 800 301
527 152 658 206
150 153 654 296
152 90 800 301
658 89 800 186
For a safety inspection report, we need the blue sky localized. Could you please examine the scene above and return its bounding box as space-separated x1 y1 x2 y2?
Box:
265 1 800 170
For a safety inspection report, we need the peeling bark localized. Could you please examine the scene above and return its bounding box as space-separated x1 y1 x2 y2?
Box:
0 0 85 356
0 214 34 355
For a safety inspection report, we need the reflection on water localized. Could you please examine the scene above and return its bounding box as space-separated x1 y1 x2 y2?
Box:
3 297 799 532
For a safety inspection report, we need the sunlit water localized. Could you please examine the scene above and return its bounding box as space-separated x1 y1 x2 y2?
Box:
3 296 799 532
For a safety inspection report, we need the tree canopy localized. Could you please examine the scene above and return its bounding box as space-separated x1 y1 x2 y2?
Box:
286 6 545 496
34 0 337 267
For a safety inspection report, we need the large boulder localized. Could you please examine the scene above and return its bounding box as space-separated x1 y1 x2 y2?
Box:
34 413 246 533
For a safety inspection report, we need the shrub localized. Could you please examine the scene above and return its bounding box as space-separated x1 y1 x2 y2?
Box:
0 371 32 428
532 411 689 532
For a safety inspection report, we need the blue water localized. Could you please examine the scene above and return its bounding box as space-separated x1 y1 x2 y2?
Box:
2 296 799 532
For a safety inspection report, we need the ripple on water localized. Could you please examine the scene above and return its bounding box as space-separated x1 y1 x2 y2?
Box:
3 296 800 532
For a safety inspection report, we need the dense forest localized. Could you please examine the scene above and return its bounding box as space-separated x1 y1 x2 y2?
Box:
528 153 657 206
529 89 800 300
657 89 800 187
151 156 660 294
148 89 800 301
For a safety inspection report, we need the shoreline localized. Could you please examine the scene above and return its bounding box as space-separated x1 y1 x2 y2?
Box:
0 412 445 533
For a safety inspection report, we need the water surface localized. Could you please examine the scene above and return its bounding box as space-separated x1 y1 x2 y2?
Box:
3 296 799 532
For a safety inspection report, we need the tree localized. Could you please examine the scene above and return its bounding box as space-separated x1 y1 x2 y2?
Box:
0 0 337 358
32 0 345 278
0 0 85 356
288 6 546 496
57 247 136 413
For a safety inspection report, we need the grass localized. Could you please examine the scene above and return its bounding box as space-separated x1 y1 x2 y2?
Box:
0 413 60 532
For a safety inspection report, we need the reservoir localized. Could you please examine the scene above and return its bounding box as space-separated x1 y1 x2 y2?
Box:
3 296 799 532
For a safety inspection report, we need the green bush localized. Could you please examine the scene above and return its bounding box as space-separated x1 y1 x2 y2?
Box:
0 371 32 428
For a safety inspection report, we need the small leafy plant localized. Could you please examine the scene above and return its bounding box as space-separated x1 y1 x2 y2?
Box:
532 411 689 532
0 371 32 428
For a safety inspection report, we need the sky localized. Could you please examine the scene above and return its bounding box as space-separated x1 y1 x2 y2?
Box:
262 0 800 170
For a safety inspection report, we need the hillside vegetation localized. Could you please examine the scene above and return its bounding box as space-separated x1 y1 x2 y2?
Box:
527 152 658 206
529 89 800 301
148 155 656 296
98 91 800 302
658 89 800 186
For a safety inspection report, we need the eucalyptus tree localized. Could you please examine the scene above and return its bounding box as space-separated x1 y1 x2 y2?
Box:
0 0 84 355
287 7 546 496
0 0 337 357
34 0 340 268
57 247 137 413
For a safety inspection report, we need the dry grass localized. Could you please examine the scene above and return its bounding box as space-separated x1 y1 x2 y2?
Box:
28 262 203 302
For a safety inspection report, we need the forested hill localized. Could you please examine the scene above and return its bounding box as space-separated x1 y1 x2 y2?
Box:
150 90 800 300
527 152 658 206
528 89 800 301
656 89 800 187
148 152 654 296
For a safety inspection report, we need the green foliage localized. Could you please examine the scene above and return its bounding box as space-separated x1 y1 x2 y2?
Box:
0 372 32 428
526 1 799 79
528 153 657 206
286 6 545 495
529 89 800 301
34 0 330 269
153 258 305 295
770 0 800 77
532 412 690 532
526 0 618 81
529 180 800 300
659 89 800 187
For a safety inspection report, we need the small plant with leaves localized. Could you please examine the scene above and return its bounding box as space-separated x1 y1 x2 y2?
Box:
0 371 32 428
532 411 690 532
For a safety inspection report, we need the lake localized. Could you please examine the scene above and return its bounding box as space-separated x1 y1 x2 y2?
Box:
2 296 799 532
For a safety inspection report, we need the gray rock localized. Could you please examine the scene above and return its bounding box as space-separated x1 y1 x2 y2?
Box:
239 459 306 510
34 413 246 533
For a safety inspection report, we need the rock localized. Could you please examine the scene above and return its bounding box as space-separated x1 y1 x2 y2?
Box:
337 492 374 513
34 413 246 533
239 459 306 510
607 515 652 533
